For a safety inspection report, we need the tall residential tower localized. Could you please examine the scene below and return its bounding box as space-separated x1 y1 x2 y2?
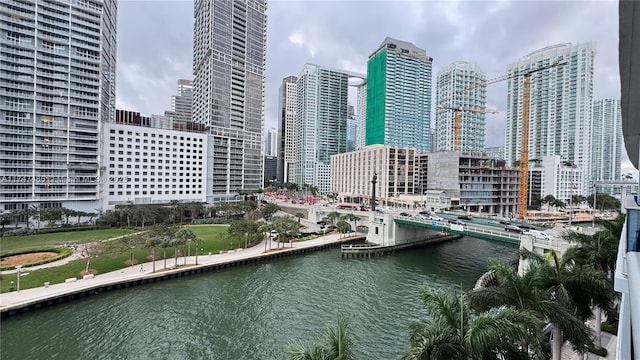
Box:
435 61 487 151
591 99 622 185
192 0 267 198
505 43 594 194
293 64 365 194
366 37 432 151
0 0 117 213
278 75 297 183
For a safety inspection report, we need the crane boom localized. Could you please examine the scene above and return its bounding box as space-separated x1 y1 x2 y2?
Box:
436 105 498 151
517 74 531 219
464 60 567 219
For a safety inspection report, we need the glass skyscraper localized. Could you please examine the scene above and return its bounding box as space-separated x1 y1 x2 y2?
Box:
293 64 364 194
591 99 622 184
366 37 432 151
192 0 266 197
435 61 487 151
0 0 117 213
505 43 594 194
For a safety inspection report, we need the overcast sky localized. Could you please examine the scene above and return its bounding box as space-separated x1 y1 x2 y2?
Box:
115 0 634 175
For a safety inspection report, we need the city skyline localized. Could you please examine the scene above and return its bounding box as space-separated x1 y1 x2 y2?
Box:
114 1 627 173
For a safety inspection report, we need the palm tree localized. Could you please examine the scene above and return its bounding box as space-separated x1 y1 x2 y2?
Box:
563 226 620 347
405 285 544 360
327 211 340 226
469 261 585 358
145 234 163 273
342 214 359 235
523 249 613 359
336 220 350 238
288 314 354 360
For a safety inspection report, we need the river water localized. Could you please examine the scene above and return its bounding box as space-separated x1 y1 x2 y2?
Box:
1 236 517 360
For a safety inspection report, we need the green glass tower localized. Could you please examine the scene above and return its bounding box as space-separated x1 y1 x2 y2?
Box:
365 38 432 151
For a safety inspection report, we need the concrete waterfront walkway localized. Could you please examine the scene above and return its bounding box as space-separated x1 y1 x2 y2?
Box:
0 233 360 313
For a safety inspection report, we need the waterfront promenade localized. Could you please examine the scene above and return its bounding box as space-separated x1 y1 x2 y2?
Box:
0 233 357 314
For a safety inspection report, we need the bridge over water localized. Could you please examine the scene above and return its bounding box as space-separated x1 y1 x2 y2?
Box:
308 206 567 262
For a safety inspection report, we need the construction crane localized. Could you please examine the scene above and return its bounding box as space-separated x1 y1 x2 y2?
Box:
465 60 567 218
436 105 499 151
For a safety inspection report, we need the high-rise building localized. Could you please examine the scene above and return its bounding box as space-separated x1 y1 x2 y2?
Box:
0 0 117 213
435 61 487 151
164 79 193 123
505 43 594 194
355 84 367 150
278 75 297 183
293 64 365 194
265 128 277 157
366 37 432 151
101 112 208 210
347 105 356 152
192 0 267 198
591 99 622 187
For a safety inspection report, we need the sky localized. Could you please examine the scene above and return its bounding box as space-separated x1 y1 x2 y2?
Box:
114 0 635 176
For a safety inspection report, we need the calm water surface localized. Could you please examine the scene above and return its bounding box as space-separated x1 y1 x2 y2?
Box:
1 237 517 360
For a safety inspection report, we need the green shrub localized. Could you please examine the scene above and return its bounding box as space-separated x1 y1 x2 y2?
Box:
2 228 36 237
601 322 618 335
588 346 607 357
191 218 232 225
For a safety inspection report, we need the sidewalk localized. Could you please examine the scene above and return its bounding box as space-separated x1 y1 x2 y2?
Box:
562 327 617 360
0 233 358 312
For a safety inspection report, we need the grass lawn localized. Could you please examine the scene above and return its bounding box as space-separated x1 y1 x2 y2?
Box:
0 225 239 293
0 229 137 253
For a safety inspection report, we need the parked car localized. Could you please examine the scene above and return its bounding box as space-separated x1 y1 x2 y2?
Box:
458 214 473 220
429 215 444 221
504 224 524 234
448 219 466 226
419 210 432 216
499 219 510 225
399 212 411 217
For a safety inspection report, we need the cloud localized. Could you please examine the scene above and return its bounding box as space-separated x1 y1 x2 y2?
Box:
116 0 621 159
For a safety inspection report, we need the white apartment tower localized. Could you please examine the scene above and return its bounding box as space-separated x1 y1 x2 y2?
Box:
278 75 296 183
435 61 487 151
355 83 367 150
0 0 117 213
505 43 594 194
591 99 622 186
192 0 267 197
294 64 365 194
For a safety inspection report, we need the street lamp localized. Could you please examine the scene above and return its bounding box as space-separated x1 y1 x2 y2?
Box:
130 246 135 268
15 265 22 292
244 232 248 249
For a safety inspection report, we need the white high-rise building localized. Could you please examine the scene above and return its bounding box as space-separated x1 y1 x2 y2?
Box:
0 0 117 213
293 64 365 194
591 99 622 187
278 75 296 183
192 0 267 198
435 61 487 151
355 84 367 150
505 43 594 195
